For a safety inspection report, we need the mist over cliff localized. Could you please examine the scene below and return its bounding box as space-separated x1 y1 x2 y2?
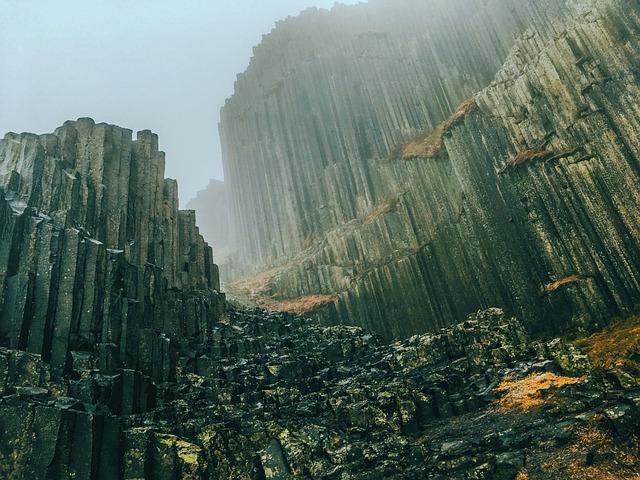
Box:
214 0 640 340
1 0 640 478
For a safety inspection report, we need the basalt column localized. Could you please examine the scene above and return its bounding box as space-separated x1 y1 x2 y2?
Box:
219 0 640 339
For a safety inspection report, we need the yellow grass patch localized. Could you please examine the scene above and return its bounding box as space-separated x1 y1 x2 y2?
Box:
575 315 640 371
231 266 284 296
401 97 477 159
496 372 585 411
257 294 338 316
230 265 338 316
542 427 640 479
401 123 445 158
545 274 580 293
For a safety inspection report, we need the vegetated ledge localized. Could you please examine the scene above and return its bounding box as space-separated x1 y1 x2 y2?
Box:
400 97 478 159
229 267 339 316
256 293 339 316
230 265 286 298
498 147 579 174
362 197 400 224
575 313 640 371
545 274 582 293
496 372 585 411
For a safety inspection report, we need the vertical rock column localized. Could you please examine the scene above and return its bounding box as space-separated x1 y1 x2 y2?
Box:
0 119 224 382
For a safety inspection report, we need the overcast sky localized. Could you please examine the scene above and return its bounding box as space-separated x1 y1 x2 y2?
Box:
0 0 360 203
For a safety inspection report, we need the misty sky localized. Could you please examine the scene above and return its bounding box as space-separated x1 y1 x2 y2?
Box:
0 0 360 203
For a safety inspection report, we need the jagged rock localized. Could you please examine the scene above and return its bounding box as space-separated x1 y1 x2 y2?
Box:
0 120 224 478
1 303 635 478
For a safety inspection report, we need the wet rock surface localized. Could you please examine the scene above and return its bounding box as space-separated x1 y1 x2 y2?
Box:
0 117 637 479
2 307 638 479
0 120 224 478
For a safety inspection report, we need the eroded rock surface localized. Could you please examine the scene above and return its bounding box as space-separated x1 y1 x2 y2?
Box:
1 0 640 477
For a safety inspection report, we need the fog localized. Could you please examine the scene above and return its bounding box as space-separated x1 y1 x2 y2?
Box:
0 0 360 203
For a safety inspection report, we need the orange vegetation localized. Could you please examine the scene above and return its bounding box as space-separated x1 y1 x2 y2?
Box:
401 123 445 158
500 147 578 173
442 97 478 133
496 372 584 411
363 198 399 224
507 149 551 169
231 266 338 316
545 274 580 293
401 97 477 159
257 294 338 316
575 314 640 372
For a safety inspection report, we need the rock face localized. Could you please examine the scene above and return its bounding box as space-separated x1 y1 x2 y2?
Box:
0 118 223 384
2 0 640 477
218 0 640 339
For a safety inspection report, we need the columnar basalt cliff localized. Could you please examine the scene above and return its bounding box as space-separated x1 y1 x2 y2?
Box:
1 0 640 478
0 119 222 378
0 119 230 477
219 0 640 339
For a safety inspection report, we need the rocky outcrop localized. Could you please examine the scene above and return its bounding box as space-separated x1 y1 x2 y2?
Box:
2 1 640 477
0 118 223 385
2 306 638 479
0 119 228 478
219 0 640 339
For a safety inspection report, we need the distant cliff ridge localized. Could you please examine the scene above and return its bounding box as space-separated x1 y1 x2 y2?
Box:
186 178 231 265
219 0 640 339
1 1 640 476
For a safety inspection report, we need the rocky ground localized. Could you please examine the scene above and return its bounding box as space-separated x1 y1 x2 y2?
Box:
1 306 638 479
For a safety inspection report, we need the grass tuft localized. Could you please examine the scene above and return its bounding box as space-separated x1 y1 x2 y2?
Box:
500 147 579 173
496 372 584 411
400 97 477 159
545 274 580 293
257 294 338 316
542 426 640 479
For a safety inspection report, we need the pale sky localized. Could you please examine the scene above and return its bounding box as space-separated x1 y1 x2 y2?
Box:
0 0 361 203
